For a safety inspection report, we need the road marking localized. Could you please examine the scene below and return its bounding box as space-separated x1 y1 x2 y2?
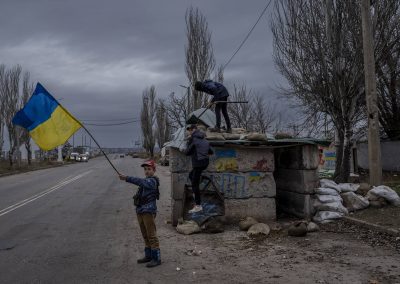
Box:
0 170 92 217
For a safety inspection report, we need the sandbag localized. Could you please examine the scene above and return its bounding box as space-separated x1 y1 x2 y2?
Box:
315 187 340 196
313 200 348 214
231 128 246 134
316 194 343 203
176 221 201 235
313 211 344 223
245 133 268 142
247 223 270 237
341 192 369 211
205 132 225 140
222 133 241 140
239 217 258 231
338 183 360 193
367 186 400 207
320 179 341 192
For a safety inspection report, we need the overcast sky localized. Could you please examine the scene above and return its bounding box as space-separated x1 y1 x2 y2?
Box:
1 0 291 149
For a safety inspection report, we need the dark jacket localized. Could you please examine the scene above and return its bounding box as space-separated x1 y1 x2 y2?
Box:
196 80 229 102
126 175 160 214
185 129 214 167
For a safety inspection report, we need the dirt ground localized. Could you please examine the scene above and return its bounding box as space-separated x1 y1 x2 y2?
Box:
151 165 400 284
351 206 400 232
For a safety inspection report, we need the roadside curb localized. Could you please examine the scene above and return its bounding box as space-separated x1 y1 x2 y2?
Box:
343 216 400 236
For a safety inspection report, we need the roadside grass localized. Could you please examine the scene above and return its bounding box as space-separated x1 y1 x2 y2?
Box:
0 159 74 176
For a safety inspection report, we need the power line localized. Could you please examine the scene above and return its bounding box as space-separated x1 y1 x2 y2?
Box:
83 119 139 126
222 0 273 70
81 117 138 122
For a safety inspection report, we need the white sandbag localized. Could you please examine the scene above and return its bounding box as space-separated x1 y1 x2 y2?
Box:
222 133 241 140
313 200 348 214
341 192 369 211
313 211 344 223
368 186 400 207
320 179 341 192
205 132 225 140
315 187 340 196
316 194 343 203
338 183 360 193
245 133 268 142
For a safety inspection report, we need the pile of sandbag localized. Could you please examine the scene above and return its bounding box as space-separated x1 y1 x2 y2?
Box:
366 185 400 207
313 179 348 223
313 179 400 223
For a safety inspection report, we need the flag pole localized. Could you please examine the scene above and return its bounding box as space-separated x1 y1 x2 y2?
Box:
80 124 121 175
55 102 121 175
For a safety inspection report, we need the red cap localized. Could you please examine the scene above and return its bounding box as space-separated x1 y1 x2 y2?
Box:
141 160 156 170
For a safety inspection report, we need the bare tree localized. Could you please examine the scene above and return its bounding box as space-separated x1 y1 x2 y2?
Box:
374 0 400 140
0 64 6 159
271 0 368 182
155 99 171 149
165 92 190 129
228 84 254 130
214 64 224 83
185 6 215 110
140 86 157 157
20 72 34 165
3 65 22 167
253 94 278 133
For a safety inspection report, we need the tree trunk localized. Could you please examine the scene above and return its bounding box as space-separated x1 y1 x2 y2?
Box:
334 126 352 183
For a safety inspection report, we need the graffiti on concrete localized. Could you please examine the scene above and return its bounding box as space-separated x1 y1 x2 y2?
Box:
248 171 262 182
213 149 238 172
252 159 271 171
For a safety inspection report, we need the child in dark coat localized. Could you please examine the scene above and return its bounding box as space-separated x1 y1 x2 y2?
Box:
185 124 214 213
119 160 161 268
194 79 232 133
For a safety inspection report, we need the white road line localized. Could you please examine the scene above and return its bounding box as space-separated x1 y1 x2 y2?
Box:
0 170 92 217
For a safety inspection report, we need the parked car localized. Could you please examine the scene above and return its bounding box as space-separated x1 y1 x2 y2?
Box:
131 152 139 158
120 154 125 158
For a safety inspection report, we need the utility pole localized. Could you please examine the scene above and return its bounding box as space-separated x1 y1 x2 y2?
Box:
361 0 382 185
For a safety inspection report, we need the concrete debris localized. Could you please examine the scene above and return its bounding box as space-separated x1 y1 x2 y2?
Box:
239 217 259 231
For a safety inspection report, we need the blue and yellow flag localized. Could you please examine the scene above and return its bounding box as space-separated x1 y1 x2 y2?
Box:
12 83 82 150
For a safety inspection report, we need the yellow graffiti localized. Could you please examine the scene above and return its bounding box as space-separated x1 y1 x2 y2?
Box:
249 175 262 182
215 158 238 172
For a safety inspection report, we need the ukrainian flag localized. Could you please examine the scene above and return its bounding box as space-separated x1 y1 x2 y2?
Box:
12 83 82 150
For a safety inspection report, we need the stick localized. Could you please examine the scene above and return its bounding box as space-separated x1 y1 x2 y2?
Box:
80 124 121 175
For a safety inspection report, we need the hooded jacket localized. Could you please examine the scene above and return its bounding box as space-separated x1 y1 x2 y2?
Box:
185 129 214 167
196 80 229 102
126 175 160 214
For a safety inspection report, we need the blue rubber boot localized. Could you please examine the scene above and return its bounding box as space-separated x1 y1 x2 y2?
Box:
137 247 152 263
146 249 161 268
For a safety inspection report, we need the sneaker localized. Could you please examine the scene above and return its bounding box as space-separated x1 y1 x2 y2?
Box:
188 205 203 213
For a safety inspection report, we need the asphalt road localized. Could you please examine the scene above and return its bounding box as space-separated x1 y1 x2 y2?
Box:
0 156 159 283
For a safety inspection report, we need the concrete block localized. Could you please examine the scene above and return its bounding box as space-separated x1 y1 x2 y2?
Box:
276 190 315 218
275 145 319 170
224 198 276 223
169 147 191 173
208 147 274 172
274 169 319 194
171 172 190 199
201 172 276 199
